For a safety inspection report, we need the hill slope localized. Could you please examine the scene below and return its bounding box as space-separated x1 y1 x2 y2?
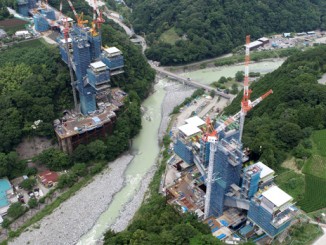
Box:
224 45 326 170
125 0 326 65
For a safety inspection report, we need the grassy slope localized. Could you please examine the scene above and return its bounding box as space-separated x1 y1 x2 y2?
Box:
159 27 180 45
303 129 326 179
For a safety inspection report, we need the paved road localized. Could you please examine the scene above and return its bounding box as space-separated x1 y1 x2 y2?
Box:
102 7 231 98
151 63 231 97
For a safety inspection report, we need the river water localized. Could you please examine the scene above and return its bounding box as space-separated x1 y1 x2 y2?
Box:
78 59 284 244
78 80 166 244
182 59 285 85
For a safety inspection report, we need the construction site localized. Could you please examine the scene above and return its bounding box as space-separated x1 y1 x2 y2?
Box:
162 36 298 244
14 0 128 153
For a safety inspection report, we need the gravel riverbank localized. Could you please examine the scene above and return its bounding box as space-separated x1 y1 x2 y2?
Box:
10 154 134 245
103 81 195 234
159 82 195 139
10 81 195 245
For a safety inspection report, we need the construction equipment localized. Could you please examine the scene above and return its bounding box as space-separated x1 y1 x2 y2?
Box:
90 0 105 36
59 0 63 20
204 89 273 219
239 35 252 141
202 117 214 142
63 18 78 111
66 0 88 27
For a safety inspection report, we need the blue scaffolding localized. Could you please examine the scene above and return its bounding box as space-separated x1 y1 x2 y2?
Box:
34 14 49 32
207 137 243 217
27 0 36 9
174 139 194 164
17 0 29 17
40 9 56 20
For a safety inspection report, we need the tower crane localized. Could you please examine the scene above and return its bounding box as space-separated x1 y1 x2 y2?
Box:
59 1 63 21
204 89 273 219
239 35 252 142
66 0 88 27
202 117 215 142
63 18 78 111
90 0 105 37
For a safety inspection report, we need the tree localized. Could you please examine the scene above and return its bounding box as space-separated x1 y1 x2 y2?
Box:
37 148 71 171
28 198 38 209
278 122 302 148
71 163 88 177
87 140 107 160
72 144 91 163
235 71 244 82
190 234 222 244
57 173 78 189
1 218 10 228
7 202 26 219
20 178 36 191
230 84 239 94
218 76 227 84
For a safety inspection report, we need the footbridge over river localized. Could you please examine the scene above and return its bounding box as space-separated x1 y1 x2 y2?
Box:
103 7 231 100
150 64 231 99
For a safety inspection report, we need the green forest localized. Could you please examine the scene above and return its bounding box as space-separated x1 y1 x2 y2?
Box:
224 45 326 170
125 0 326 65
0 1 155 179
103 45 326 245
0 0 15 20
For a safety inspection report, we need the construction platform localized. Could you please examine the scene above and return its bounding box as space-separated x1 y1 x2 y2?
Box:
54 88 127 153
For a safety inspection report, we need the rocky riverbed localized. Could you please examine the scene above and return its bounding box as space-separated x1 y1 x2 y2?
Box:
104 82 195 234
10 81 195 245
10 155 134 245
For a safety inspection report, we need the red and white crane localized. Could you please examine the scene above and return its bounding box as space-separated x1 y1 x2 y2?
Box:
239 35 252 142
204 88 273 219
90 0 105 36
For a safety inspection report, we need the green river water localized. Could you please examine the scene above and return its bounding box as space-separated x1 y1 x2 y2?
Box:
78 80 166 244
183 59 285 85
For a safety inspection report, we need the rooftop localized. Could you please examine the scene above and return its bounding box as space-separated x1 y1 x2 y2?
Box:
178 124 201 137
255 161 275 179
258 37 269 42
90 61 107 70
38 170 59 185
262 186 293 208
246 40 263 49
54 103 118 139
104 47 122 56
185 116 205 127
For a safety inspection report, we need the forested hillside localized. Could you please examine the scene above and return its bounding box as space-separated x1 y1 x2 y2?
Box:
0 5 154 178
125 0 326 65
224 45 326 170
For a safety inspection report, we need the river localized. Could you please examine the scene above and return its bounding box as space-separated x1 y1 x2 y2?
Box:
77 60 284 244
78 80 167 244
75 2 286 244
182 59 285 85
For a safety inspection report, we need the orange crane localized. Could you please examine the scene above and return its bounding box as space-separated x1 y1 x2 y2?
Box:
90 0 105 36
66 0 88 27
202 117 215 142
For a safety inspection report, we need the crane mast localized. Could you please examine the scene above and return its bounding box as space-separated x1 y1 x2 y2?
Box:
63 18 78 111
66 0 88 27
239 35 252 142
204 88 273 219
